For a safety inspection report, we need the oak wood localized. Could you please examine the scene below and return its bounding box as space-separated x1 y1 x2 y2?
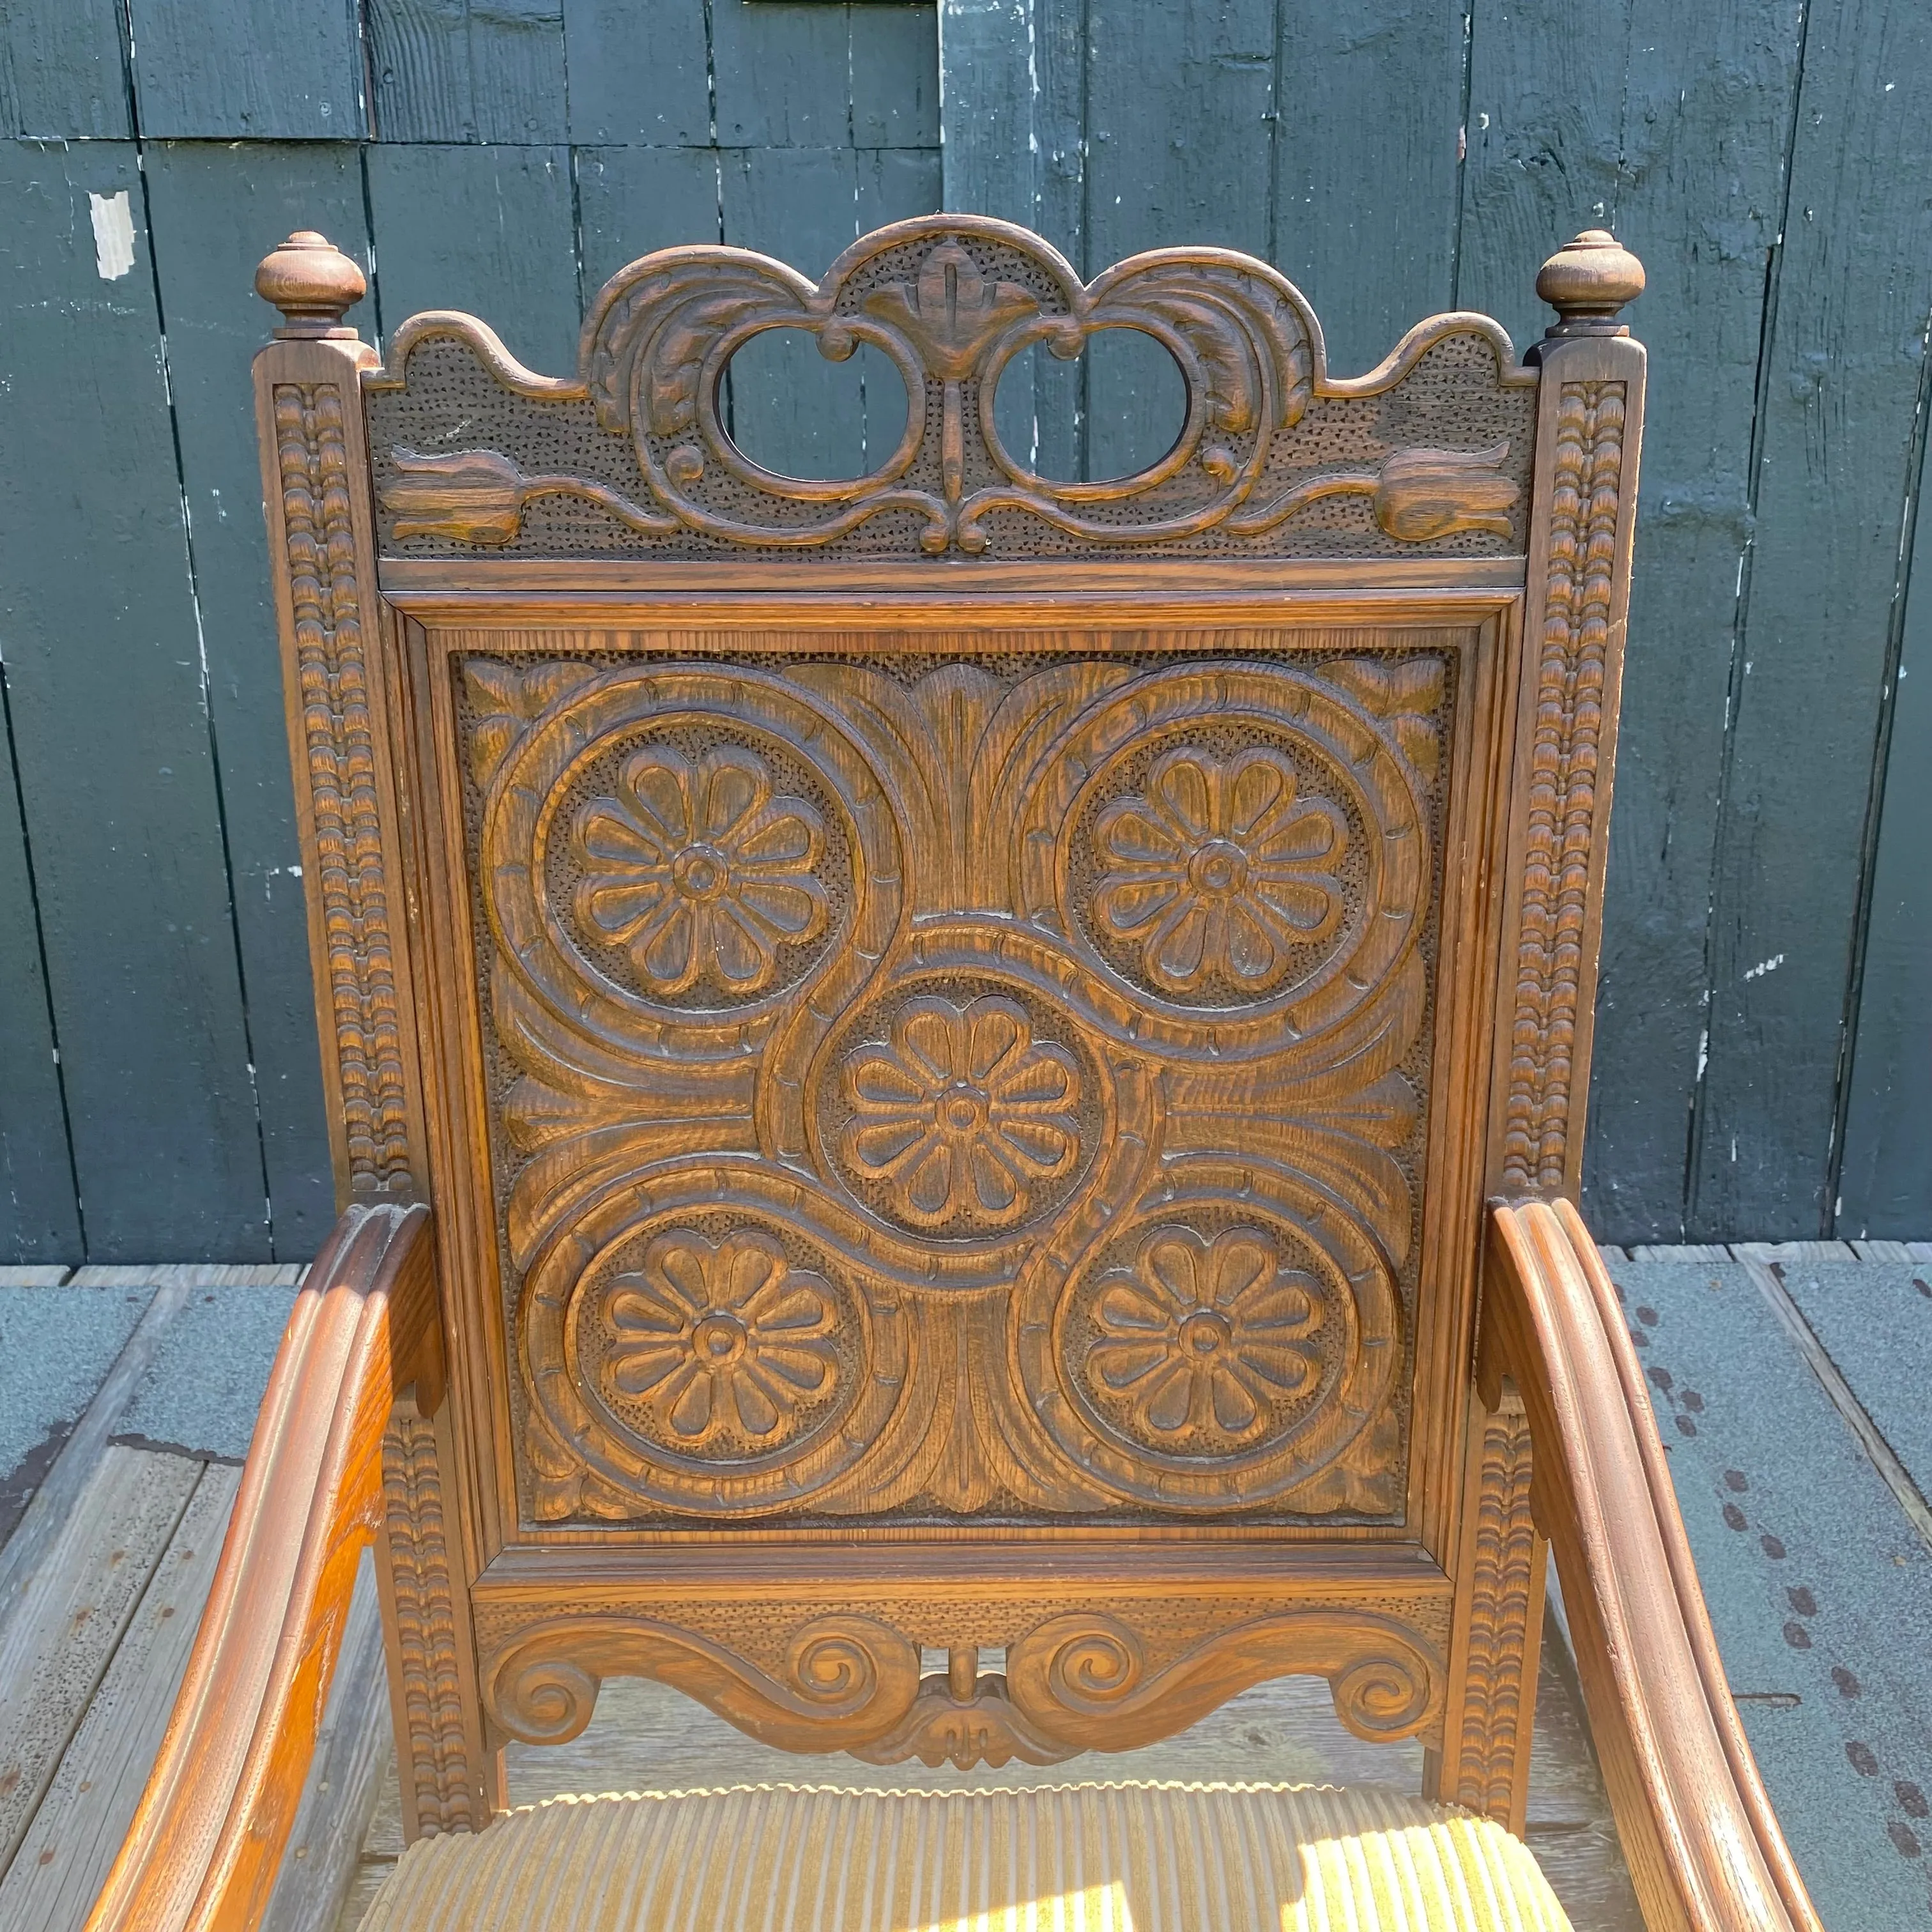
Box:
259 1558 391 1932
1482 1197 1822 1932
82 1204 434 1932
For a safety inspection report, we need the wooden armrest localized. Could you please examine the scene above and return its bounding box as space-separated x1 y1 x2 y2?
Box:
1482 1197 1821 1932
84 1202 436 1932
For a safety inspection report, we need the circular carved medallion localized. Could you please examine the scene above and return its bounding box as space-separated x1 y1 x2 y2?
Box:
1075 1223 1329 1453
576 1227 850 1457
1018 1184 1402 1512
1069 728 1365 1011
525 1188 910 1515
548 724 852 1013
1087 745 1348 1001
816 976 1105 1241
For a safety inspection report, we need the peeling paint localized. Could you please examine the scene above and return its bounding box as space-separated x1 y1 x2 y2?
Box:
88 190 135 280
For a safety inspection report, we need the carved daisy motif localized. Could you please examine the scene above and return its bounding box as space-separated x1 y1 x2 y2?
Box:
840 995 1082 1230
1086 1225 1324 1449
601 1229 839 1447
571 744 829 997
1091 746 1346 997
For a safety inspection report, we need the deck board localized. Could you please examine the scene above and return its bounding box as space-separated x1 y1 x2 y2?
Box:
0 1460 240 1932
0 1446 202 1874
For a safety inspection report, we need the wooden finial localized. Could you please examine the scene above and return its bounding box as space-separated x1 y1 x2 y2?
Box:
1536 229 1644 337
256 230 365 338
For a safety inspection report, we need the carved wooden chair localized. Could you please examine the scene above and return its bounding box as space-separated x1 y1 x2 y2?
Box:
86 216 1821 1932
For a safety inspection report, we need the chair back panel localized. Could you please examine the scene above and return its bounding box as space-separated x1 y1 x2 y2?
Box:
254 215 1644 1800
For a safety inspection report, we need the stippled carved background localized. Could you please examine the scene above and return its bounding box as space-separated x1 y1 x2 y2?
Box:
367 218 1534 562
453 633 1463 1530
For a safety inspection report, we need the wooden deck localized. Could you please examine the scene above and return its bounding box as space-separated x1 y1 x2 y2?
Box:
1 1241 1926 1932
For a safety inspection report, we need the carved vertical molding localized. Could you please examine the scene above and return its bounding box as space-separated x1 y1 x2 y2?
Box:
379 1400 485 1837
273 378 413 1195
1436 1384 1545 1833
1492 338 1645 1199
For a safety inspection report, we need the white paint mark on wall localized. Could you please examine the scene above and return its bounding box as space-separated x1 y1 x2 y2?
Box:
1742 953 1785 981
89 190 135 279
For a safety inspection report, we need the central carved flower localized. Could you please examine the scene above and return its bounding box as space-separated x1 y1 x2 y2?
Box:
571 744 828 998
1086 1225 1324 1449
840 995 1082 1230
1091 746 1346 997
601 1229 839 1447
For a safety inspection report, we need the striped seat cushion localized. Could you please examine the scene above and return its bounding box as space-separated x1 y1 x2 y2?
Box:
361 1781 1573 1931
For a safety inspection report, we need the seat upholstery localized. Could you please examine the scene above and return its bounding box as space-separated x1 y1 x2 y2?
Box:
361 1781 1572 1931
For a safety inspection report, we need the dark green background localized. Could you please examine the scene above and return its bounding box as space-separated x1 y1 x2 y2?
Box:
1 0 1925 1261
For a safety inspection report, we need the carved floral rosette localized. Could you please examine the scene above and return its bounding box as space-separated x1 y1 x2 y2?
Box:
459 643 1450 1528
366 216 1535 561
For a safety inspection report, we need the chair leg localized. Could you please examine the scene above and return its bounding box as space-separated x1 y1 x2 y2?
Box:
375 1389 498 1839
1429 1381 1547 1836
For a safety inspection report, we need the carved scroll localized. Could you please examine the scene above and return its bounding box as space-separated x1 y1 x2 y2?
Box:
379 1402 476 1836
1438 1386 1543 1828
850 1660 1078 1771
476 1600 1445 1769
365 215 1536 562
1501 378 1627 1193
273 379 412 1196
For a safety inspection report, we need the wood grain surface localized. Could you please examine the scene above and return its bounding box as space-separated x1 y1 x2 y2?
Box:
82 1204 434 1932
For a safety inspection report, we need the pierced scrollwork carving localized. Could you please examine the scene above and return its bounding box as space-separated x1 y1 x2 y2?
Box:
850 1666 1080 1772
368 215 1535 560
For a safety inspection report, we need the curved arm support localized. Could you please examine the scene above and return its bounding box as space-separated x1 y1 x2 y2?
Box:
1482 1197 1821 1932
85 1202 436 1932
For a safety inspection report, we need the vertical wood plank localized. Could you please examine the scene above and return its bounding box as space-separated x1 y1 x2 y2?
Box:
1691 0 1932 1238
1082 0 1275 480
0 703 78 1262
0 141 267 1259
850 2 939 150
573 146 721 295
939 0 1035 222
719 144 867 481
710 0 852 148
1457 0 1629 351
142 142 374 1263
0 1 130 139
559 0 710 144
1839 430 1932 1238
364 144 581 375
938 0 1082 476
855 144 942 234
1586 1 1805 1243
1271 1 1465 378
366 0 569 143
125 0 366 139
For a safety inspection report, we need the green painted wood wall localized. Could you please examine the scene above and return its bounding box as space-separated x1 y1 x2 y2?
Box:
0 0 1923 1262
